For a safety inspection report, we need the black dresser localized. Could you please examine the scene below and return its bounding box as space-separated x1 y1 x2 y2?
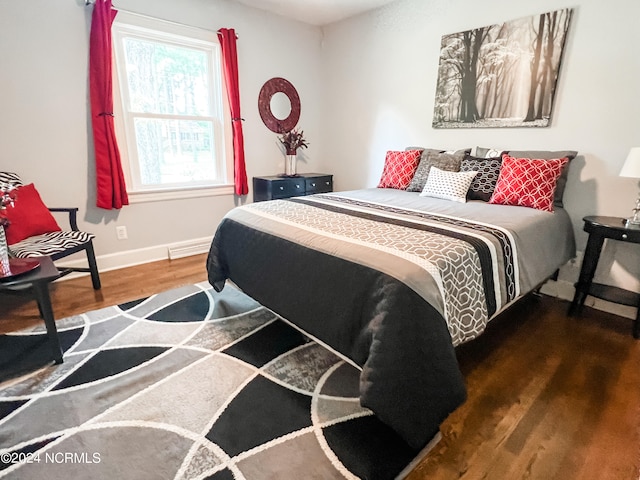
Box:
253 173 333 202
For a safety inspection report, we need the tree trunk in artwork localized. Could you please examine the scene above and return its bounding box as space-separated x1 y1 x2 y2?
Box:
524 15 546 122
537 11 559 120
459 29 485 123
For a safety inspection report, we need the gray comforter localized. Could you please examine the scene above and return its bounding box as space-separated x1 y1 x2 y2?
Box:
207 188 575 449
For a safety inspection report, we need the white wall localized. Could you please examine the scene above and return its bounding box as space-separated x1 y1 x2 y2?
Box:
0 0 323 268
319 0 640 316
1 0 638 317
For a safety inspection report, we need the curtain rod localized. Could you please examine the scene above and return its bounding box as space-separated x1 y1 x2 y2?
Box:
83 0 239 38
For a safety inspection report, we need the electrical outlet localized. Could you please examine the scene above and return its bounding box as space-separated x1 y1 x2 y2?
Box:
116 226 128 240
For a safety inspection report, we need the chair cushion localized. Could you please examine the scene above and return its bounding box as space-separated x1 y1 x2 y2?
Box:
0 172 23 188
10 231 95 258
3 184 61 245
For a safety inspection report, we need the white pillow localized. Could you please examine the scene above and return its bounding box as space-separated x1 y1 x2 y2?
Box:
420 166 478 203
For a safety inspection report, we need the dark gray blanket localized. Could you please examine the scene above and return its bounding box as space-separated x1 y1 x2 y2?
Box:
208 218 466 449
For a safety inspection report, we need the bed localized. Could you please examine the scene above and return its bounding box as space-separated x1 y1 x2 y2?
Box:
206 185 576 450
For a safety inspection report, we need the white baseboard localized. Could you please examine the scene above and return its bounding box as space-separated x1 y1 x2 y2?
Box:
167 239 213 260
55 235 213 276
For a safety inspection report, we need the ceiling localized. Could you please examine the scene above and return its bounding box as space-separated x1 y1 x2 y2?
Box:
232 0 398 26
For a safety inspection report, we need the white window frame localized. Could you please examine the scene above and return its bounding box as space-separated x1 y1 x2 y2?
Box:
112 12 234 203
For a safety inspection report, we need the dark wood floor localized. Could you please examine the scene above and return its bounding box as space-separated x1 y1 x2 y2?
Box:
0 254 638 480
0 254 209 334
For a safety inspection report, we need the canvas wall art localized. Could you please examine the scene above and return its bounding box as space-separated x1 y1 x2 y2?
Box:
432 8 573 129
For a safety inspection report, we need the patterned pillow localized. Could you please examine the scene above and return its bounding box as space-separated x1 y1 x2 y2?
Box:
377 150 422 189
473 146 505 158
506 150 577 208
406 149 467 192
420 166 478 203
489 155 569 212
460 154 503 201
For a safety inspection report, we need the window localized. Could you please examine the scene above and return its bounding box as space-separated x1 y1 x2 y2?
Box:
112 13 233 202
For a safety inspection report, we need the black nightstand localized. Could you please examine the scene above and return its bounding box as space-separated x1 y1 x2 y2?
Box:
568 215 640 338
253 173 333 202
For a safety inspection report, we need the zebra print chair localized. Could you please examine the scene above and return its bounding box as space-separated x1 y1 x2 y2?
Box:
0 172 101 289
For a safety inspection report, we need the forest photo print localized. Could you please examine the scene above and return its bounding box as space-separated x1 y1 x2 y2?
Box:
433 8 573 128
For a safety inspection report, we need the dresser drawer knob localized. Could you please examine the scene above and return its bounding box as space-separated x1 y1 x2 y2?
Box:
279 186 284 190
325 181 330 185
311 183 316 187
296 185 300 188
622 233 628 240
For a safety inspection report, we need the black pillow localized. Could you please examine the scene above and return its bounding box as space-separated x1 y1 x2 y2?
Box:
460 154 502 201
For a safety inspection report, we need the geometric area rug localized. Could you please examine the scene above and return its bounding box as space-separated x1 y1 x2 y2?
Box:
0 282 433 479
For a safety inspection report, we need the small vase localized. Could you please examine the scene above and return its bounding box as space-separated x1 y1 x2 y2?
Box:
0 225 11 277
285 151 297 177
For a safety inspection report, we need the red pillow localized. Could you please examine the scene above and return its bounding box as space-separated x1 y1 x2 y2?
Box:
489 155 569 212
377 150 422 189
3 183 61 245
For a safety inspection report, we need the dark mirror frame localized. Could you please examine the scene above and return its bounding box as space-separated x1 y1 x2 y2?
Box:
258 77 301 133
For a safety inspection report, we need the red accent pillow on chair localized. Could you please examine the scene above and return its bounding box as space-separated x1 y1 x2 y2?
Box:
3 183 61 245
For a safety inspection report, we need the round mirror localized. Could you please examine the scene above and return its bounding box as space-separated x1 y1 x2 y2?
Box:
258 77 301 133
270 92 292 120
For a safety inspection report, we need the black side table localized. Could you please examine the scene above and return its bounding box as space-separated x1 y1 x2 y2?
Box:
568 215 640 338
0 256 63 363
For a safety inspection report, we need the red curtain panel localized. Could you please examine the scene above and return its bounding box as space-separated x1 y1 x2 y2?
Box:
217 28 248 196
89 0 128 210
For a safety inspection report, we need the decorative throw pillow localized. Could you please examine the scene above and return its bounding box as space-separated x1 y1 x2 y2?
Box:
377 150 422 189
506 150 577 208
3 183 61 245
473 146 505 158
489 155 569 212
405 146 444 155
420 166 478 203
406 149 467 192
460 154 503 201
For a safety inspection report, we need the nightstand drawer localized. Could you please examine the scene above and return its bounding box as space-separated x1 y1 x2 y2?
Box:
305 176 332 194
585 217 640 243
603 228 640 243
271 178 304 198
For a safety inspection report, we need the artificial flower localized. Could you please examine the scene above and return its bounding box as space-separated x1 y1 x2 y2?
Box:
0 184 17 227
279 128 309 155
